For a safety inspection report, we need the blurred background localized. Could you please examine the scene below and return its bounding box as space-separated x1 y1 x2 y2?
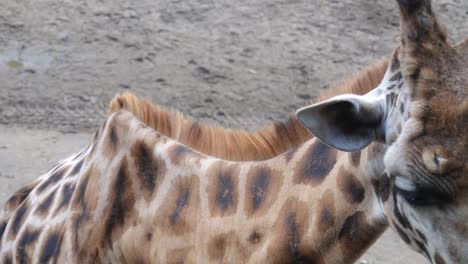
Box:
1 0 467 263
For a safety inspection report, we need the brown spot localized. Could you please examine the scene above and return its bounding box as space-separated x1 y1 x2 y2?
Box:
4 181 39 212
208 232 251 262
337 167 365 204
315 190 335 232
294 140 337 186
146 232 152 241
338 212 384 258
103 123 119 156
69 159 84 177
156 175 200 235
267 198 323 264
372 174 390 203
54 183 76 214
37 167 67 193
168 144 200 165
35 188 57 215
17 229 41 264
248 231 262 244
244 166 283 217
102 158 136 245
208 234 227 261
9 202 29 237
130 139 166 200
207 162 239 217
39 232 62 263
349 151 361 167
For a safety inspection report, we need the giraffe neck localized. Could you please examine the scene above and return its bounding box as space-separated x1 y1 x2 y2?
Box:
75 111 390 263
0 110 390 263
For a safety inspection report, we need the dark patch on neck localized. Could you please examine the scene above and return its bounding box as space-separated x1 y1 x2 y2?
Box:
208 163 239 217
73 173 90 206
286 214 323 264
69 159 84 177
55 183 76 214
104 158 135 244
170 189 190 225
338 212 384 258
133 141 158 195
39 233 62 263
316 190 335 232
337 167 365 204
10 203 29 237
17 229 41 264
251 169 270 211
109 125 118 148
4 183 36 211
216 174 234 211
287 214 300 258
36 189 57 215
372 173 390 203
294 141 337 186
208 234 227 261
72 206 89 252
37 167 66 193
0 221 6 239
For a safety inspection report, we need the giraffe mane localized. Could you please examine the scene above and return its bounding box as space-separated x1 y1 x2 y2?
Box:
107 59 388 161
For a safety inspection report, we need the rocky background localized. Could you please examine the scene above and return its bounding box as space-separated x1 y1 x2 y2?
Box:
1 0 467 262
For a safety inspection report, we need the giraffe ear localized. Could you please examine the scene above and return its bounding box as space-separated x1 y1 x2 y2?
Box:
296 94 384 152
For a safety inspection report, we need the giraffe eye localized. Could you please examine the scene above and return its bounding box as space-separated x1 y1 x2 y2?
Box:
394 176 453 206
422 148 449 174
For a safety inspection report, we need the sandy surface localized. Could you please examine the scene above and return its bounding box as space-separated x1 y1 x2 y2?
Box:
1 0 467 263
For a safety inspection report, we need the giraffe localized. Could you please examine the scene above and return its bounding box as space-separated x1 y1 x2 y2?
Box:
296 0 468 263
0 58 405 263
0 1 465 264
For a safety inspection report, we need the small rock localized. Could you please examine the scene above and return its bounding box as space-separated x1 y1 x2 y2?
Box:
297 93 312 100
119 84 131 89
7 60 22 69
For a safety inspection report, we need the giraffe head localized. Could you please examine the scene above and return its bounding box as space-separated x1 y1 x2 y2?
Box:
297 0 467 263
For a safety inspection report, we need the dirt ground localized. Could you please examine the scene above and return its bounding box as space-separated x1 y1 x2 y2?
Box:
1 0 467 263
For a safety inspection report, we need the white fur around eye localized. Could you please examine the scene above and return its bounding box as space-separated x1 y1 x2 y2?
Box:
395 176 417 192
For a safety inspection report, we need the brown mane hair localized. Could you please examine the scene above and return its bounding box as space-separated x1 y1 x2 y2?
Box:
108 59 388 161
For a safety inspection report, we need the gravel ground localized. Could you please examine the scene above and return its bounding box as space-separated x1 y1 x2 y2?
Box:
1 0 467 263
